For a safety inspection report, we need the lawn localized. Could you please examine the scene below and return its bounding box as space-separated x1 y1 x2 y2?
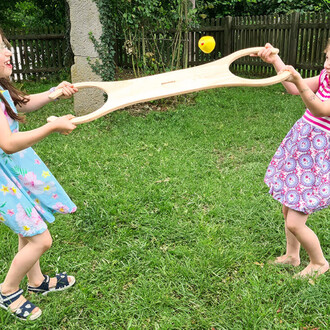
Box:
0 81 329 329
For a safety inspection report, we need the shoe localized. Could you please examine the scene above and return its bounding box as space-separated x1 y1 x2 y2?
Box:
0 284 42 321
28 272 75 296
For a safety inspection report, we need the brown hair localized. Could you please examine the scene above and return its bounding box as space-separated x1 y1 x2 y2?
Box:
0 28 28 122
324 38 330 53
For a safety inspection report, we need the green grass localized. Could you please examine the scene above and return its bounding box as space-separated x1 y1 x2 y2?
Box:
0 82 329 329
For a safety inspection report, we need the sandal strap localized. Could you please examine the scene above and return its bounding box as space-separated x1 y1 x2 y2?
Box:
14 300 38 320
0 288 24 307
55 272 69 289
28 275 50 293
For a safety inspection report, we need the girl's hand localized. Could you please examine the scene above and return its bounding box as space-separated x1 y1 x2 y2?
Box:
50 114 77 135
255 43 279 64
278 65 302 85
54 81 78 99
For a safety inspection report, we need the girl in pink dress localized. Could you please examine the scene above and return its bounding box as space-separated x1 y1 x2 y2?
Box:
258 41 330 278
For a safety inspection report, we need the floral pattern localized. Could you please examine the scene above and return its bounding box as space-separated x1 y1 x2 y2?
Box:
265 118 330 214
0 88 76 237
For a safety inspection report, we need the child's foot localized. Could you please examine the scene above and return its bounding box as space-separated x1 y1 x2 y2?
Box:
269 255 300 267
294 261 329 278
48 274 74 290
0 285 42 321
28 272 75 295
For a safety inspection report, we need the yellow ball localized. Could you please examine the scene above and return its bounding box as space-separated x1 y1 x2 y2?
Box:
198 36 216 54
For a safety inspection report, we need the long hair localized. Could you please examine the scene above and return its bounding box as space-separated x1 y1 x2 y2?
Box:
325 38 330 53
0 28 28 122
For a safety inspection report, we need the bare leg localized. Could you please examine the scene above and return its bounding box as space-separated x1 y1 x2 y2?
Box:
1 230 52 314
18 236 44 286
19 235 74 290
273 205 301 266
286 208 329 278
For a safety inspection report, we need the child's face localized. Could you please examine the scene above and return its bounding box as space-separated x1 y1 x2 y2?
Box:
0 35 13 78
325 49 330 76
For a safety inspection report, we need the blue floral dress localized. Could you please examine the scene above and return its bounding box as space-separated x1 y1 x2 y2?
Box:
0 88 76 237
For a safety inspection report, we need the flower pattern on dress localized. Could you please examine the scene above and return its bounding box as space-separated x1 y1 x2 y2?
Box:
0 88 77 237
265 71 330 214
265 118 330 214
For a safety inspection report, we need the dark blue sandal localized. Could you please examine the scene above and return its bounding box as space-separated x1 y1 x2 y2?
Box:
0 285 42 321
28 272 75 296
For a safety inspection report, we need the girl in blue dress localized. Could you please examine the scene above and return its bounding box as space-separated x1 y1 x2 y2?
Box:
258 42 329 278
0 28 78 321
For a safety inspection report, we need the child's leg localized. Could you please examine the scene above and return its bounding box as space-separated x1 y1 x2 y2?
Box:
19 235 74 290
1 230 52 313
18 236 44 286
273 205 300 266
286 208 329 277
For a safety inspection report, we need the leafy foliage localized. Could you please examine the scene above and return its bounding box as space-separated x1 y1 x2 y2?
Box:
91 0 197 80
196 0 330 19
0 0 66 29
90 0 329 80
89 0 118 82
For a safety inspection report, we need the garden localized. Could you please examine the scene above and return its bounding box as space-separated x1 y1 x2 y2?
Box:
0 80 328 328
0 0 329 328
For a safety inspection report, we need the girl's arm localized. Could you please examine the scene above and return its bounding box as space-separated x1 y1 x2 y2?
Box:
281 65 330 117
257 43 319 95
0 111 76 154
17 81 78 113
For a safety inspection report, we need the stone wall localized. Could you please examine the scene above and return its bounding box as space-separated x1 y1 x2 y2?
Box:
67 0 104 116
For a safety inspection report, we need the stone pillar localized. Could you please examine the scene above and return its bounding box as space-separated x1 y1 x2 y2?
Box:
67 0 104 116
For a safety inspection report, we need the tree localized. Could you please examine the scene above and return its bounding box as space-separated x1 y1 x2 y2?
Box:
0 0 66 30
91 0 197 80
196 0 330 19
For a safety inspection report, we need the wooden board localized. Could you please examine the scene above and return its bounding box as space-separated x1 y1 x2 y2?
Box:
48 47 290 125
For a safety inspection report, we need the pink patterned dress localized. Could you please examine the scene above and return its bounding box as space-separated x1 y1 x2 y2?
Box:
265 69 330 214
